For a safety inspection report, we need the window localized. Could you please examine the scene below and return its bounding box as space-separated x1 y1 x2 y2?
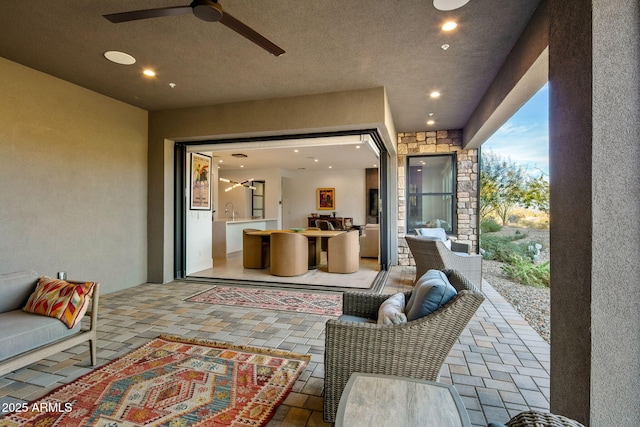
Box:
406 154 456 234
251 181 265 219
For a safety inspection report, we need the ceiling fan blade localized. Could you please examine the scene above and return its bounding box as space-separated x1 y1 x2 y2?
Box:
220 12 285 56
104 6 193 23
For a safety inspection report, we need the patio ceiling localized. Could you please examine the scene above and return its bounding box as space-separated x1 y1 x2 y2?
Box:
0 1 540 133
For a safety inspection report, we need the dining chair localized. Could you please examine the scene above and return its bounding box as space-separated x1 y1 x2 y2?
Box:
327 230 360 273
269 232 308 276
242 228 269 269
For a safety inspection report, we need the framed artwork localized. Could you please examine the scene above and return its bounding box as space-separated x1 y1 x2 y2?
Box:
317 187 335 210
190 153 211 210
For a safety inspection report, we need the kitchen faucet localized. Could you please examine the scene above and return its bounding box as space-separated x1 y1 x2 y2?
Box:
224 202 236 220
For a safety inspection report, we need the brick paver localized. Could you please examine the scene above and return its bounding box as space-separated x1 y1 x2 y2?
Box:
0 266 550 426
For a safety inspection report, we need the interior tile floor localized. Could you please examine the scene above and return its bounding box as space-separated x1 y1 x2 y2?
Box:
0 266 550 426
194 251 381 290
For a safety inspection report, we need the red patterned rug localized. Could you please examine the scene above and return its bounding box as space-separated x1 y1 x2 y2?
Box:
0 336 310 427
186 286 342 316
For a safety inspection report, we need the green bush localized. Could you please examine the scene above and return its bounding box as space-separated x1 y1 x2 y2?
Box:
501 255 550 287
480 218 502 233
480 233 536 262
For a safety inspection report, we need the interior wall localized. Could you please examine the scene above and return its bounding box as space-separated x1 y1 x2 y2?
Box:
185 153 213 275
216 168 285 223
0 57 148 294
284 169 367 228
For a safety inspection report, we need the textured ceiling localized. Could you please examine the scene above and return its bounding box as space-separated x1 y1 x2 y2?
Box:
0 0 541 133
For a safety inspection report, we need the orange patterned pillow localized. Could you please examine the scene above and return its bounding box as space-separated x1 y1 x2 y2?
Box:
23 276 95 329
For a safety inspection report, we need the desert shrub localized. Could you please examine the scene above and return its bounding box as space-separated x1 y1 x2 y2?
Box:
481 218 502 233
480 233 537 262
501 255 550 287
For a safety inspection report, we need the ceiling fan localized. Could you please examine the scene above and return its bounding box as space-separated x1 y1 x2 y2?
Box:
103 0 285 56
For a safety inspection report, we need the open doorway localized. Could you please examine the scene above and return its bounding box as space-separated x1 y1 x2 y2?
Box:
175 131 388 291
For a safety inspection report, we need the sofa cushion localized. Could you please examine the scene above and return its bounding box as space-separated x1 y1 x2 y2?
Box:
0 270 39 313
24 277 95 328
405 270 457 321
377 292 407 325
0 310 80 361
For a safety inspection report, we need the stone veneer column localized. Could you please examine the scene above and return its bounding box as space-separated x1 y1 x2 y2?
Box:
396 130 479 266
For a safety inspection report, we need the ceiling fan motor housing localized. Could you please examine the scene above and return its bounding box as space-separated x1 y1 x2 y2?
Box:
191 0 223 22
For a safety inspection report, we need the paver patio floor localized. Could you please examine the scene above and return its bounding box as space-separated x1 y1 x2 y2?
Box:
0 266 549 426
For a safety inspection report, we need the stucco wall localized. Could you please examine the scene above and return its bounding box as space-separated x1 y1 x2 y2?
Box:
0 57 148 294
549 0 640 424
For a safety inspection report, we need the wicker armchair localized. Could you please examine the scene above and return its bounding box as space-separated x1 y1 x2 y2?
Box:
405 235 483 290
488 410 585 427
323 269 485 423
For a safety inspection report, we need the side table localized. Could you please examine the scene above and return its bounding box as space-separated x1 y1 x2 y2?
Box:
335 373 471 427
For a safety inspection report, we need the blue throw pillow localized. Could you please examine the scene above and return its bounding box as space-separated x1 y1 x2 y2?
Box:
405 270 457 321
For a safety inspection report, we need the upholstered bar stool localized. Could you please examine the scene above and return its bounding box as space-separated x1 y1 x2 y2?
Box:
242 228 269 269
270 232 308 276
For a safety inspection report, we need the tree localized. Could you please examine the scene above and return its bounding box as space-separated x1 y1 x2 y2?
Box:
480 151 529 225
522 173 550 214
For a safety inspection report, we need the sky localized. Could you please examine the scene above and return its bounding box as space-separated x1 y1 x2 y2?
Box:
482 83 549 178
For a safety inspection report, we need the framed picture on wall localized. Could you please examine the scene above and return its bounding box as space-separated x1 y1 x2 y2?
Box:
317 187 335 210
190 153 211 210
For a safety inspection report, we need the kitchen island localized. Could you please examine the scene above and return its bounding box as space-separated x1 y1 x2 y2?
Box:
212 218 278 258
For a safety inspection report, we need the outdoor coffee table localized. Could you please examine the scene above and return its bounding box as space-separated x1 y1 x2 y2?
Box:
335 373 471 427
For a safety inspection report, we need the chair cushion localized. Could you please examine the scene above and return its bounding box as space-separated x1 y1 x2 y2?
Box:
416 228 452 249
405 270 457 321
23 276 95 328
416 227 446 240
377 293 407 325
338 314 375 323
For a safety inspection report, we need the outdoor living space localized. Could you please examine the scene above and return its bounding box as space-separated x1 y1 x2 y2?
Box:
0 269 550 427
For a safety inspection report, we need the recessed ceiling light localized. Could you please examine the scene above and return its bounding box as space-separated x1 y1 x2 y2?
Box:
356 145 361 149
314 159 319 162
294 149 299 153
104 50 136 65
433 0 470 11
430 91 441 98
329 166 333 169
169 83 176 88
441 44 450 50
442 21 458 31
429 112 435 116
143 69 156 77
427 120 435 125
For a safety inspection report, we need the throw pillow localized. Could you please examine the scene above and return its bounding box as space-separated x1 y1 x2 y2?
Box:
377 292 407 325
23 276 95 329
405 270 457 321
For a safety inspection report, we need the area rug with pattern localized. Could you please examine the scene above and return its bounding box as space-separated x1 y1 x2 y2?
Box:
186 285 342 316
0 335 310 427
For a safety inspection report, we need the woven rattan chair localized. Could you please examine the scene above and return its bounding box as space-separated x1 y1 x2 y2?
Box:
405 235 483 290
322 269 485 423
488 410 585 427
